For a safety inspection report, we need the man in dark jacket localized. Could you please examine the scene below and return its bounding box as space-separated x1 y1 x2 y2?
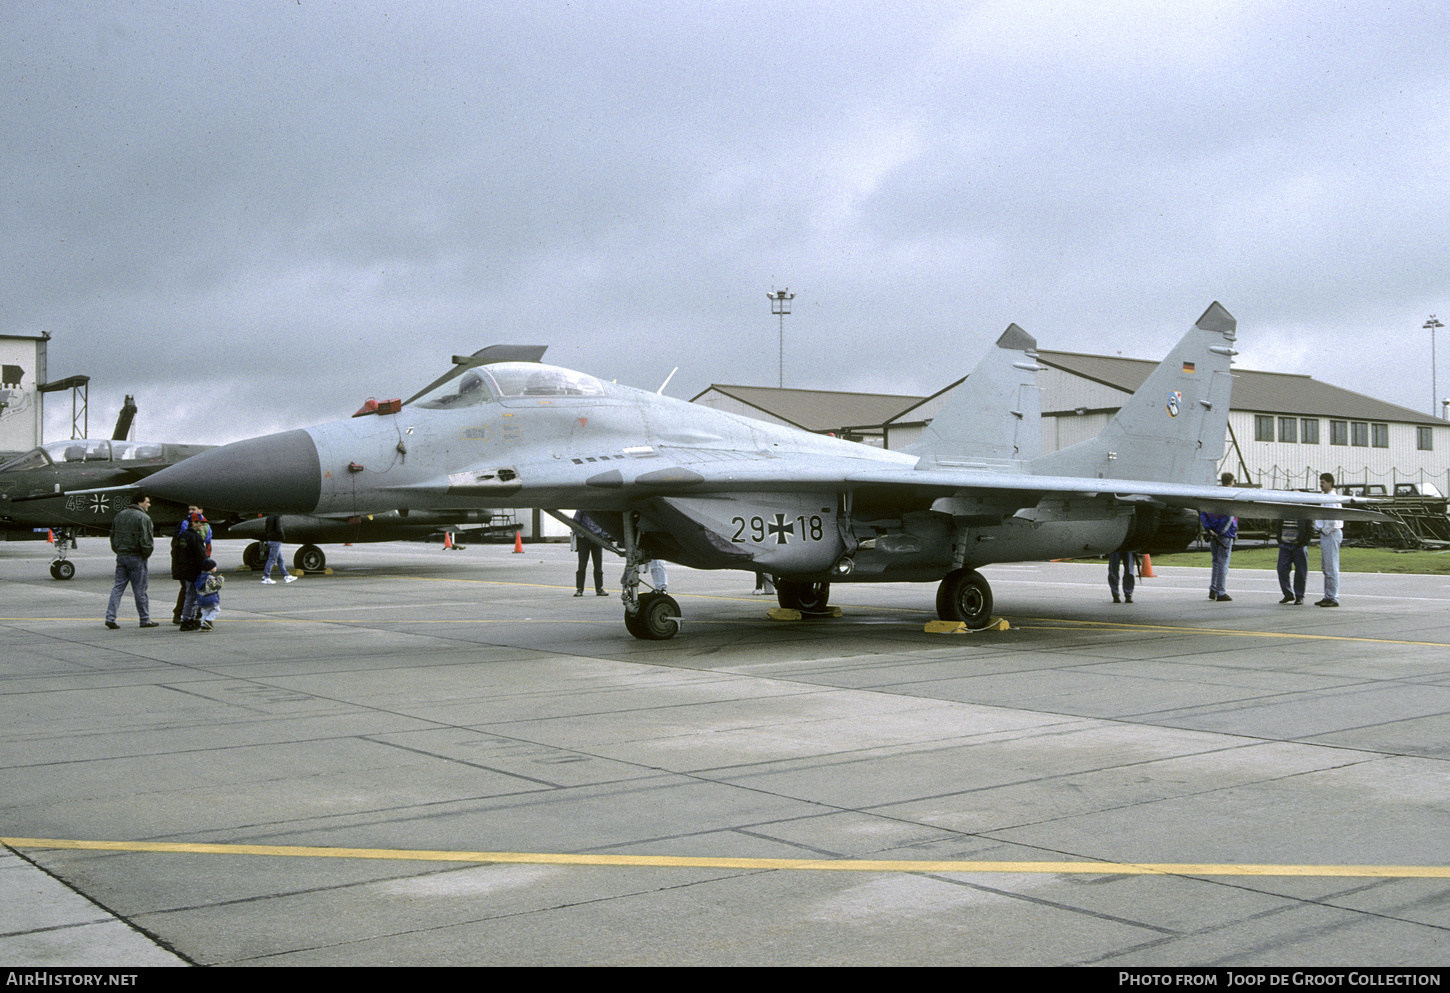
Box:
171 516 209 629
106 493 157 629
1274 516 1312 605
261 513 295 584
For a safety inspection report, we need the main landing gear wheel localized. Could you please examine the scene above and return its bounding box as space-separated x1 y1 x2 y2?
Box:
50 560 75 581
625 592 681 641
294 544 326 572
936 568 992 627
243 541 265 570
776 580 831 613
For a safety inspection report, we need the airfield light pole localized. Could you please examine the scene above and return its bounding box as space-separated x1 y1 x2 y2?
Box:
1427 316 1445 418
768 288 794 388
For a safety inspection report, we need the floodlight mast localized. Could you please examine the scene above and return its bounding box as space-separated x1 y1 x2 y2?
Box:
1426 316 1445 418
768 288 794 389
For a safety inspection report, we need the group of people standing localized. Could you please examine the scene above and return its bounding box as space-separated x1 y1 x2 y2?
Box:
104 497 294 631
1111 472 1344 608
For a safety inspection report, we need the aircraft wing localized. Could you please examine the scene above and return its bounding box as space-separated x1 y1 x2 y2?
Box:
399 449 1388 523
845 467 1390 522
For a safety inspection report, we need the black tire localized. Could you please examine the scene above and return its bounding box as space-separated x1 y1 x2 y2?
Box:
294 544 326 572
776 580 831 613
626 592 680 640
243 542 265 569
51 560 75 581
936 568 992 627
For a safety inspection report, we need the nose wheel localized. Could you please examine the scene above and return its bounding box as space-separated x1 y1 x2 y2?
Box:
48 528 78 580
625 591 682 640
619 510 681 640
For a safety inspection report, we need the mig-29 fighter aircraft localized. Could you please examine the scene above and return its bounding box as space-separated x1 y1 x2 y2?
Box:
141 303 1382 639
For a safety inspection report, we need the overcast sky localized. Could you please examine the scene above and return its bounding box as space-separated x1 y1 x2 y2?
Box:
6 1 1450 444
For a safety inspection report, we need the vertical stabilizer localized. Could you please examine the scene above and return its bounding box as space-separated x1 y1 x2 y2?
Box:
1029 303 1237 484
907 324 1044 468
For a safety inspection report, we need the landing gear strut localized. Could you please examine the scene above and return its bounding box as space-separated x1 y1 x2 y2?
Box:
935 568 993 628
621 511 679 640
48 528 78 580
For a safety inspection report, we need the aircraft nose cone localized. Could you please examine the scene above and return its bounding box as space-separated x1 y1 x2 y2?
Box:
144 429 322 513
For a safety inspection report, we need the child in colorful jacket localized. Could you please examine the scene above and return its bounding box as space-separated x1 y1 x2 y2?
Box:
194 559 225 631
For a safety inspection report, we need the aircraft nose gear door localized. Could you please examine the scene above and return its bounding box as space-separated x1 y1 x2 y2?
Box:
621 510 681 640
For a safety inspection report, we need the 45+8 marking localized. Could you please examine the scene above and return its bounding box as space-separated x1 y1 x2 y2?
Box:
731 513 824 546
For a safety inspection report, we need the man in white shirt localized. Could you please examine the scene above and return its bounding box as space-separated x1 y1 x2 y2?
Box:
1315 472 1342 607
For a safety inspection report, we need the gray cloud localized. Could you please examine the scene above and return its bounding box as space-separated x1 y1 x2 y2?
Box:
5 0 1450 442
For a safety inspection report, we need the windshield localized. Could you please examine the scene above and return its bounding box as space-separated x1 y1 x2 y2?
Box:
0 447 51 471
413 369 497 409
412 362 605 408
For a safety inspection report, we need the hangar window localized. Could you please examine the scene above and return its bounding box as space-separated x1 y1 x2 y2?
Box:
1330 420 1348 446
1371 423 1389 448
1301 419 1319 444
1418 427 1434 451
1278 417 1297 443
1351 422 1369 447
1254 415 1274 442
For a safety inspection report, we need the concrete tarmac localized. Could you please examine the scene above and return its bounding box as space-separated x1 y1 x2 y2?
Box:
2 538 1449 967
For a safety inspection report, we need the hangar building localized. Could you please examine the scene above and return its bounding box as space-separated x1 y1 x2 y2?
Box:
692 351 1450 493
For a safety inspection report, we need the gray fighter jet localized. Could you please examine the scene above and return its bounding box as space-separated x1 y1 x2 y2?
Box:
142 303 1380 639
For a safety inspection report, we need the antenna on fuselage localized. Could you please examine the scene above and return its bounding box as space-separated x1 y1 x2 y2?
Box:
656 367 678 395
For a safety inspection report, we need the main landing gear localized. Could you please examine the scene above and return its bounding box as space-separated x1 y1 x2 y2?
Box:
775 579 831 614
294 544 326 572
48 528 78 580
935 568 993 628
620 511 680 640
243 541 326 572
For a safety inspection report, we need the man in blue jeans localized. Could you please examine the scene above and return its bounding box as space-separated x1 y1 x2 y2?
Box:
1315 473 1343 607
1200 474 1238 602
261 513 297 584
105 493 158 629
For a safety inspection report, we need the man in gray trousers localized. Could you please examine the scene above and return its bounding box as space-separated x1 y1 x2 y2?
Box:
106 493 158 629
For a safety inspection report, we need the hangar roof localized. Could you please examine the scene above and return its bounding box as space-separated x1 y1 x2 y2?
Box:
693 351 1441 433
1035 350 1442 425
690 384 924 433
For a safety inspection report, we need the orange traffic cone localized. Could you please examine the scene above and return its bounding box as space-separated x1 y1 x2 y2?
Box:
443 531 454 550
1140 554 1155 578
46 530 54 544
513 530 523 553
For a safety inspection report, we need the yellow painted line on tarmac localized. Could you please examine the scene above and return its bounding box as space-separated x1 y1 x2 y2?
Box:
1015 617 1450 649
6 837 1450 879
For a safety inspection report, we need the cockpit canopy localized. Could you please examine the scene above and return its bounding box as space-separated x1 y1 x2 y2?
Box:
0 439 166 472
412 362 606 409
